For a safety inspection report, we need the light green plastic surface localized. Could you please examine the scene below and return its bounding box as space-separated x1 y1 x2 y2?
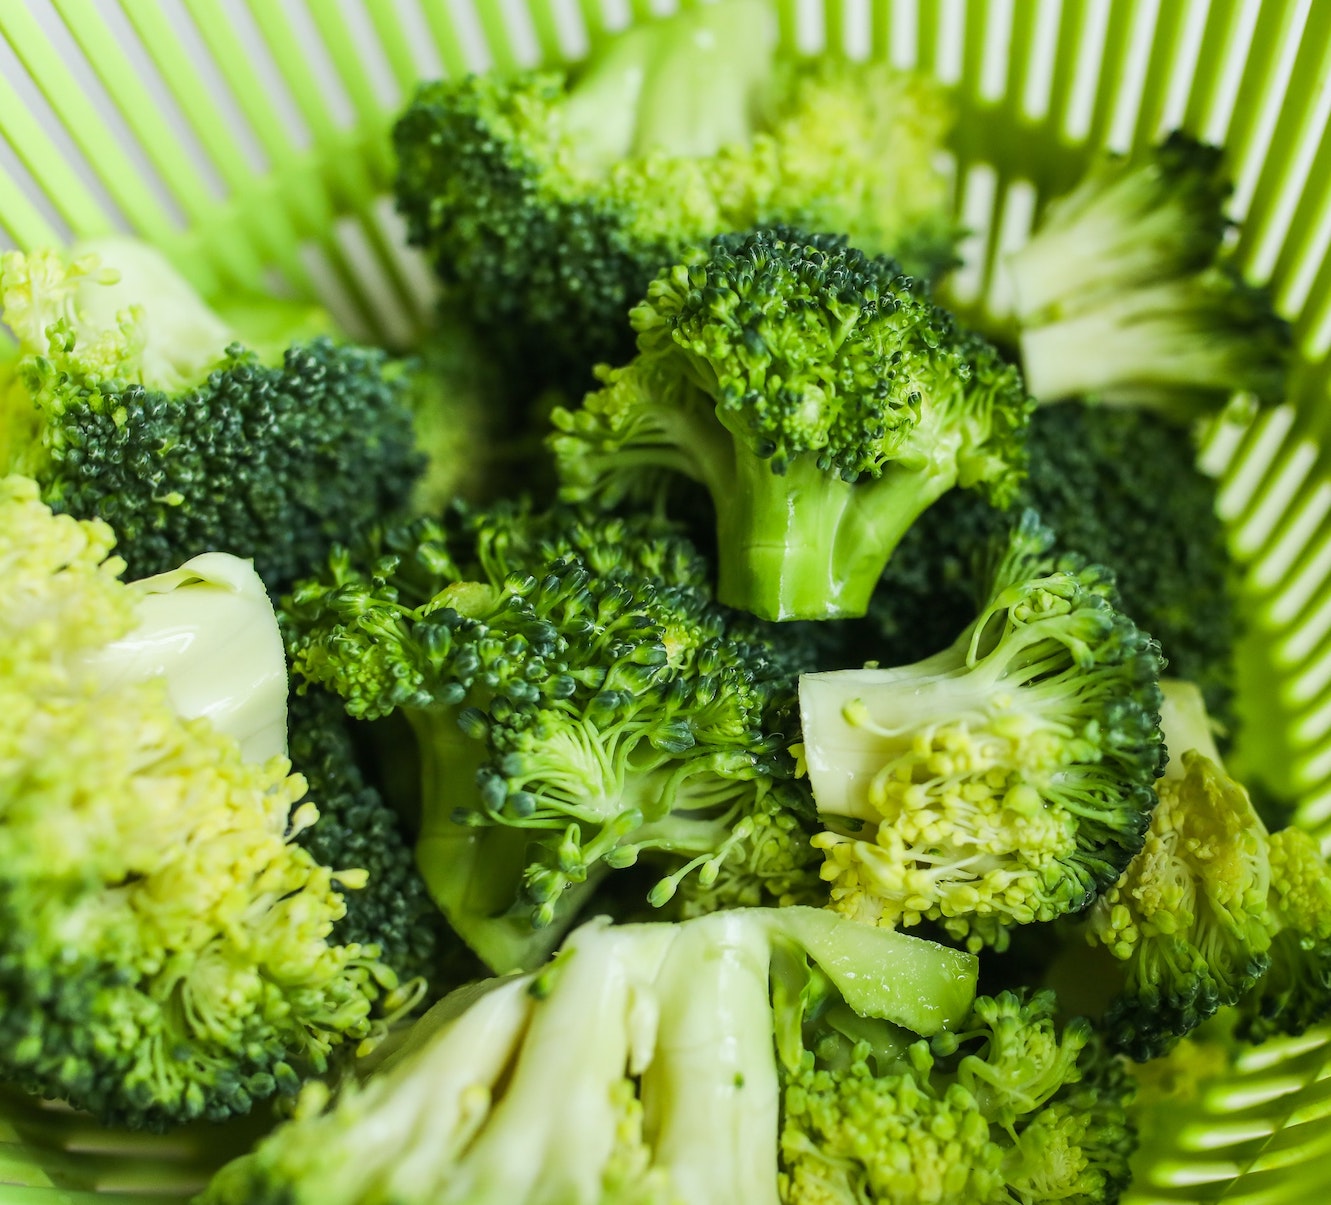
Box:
3 0 1331 1200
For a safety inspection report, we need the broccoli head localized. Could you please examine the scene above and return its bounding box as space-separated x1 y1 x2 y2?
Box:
392 0 960 388
1234 824 1331 1042
0 239 422 589
776 968 1137 1205
800 512 1167 953
198 906 979 1205
0 477 404 1130
282 502 823 974
1006 132 1291 420
862 401 1239 727
552 227 1032 620
1081 682 1274 1060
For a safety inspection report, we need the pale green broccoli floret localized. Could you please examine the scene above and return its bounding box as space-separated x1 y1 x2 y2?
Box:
799 512 1166 952
0 477 404 1130
1081 681 1274 1060
197 907 979 1205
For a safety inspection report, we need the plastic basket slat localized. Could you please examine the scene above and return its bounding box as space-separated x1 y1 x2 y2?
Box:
470 0 525 73
526 0 573 63
363 0 431 96
45 0 266 294
0 159 62 250
1082 0 1143 150
113 0 317 296
1130 0 1190 148
0 5 180 244
1237 2 1331 284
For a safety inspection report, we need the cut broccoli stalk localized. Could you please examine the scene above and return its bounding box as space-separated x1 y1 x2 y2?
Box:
799 512 1166 952
197 908 978 1205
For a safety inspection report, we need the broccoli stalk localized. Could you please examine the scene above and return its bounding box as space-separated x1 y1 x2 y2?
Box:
552 229 1032 621
799 512 1166 952
197 906 980 1205
0 478 404 1130
1006 132 1291 419
0 239 422 589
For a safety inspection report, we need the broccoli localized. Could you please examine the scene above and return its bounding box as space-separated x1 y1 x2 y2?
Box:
1006 132 1291 419
286 687 482 997
0 239 422 589
1077 682 1275 1060
551 228 1032 620
0 477 406 1130
799 512 1167 953
1233 824 1331 1042
392 0 960 388
282 502 823 974
403 303 538 515
776 965 1136 1204
863 401 1239 727
197 906 981 1205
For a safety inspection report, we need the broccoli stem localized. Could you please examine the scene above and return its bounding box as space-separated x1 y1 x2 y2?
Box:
408 708 606 974
715 451 955 621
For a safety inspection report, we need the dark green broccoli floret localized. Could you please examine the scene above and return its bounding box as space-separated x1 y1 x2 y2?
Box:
0 240 422 590
1007 132 1291 420
198 907 980 1205
391 1 960 388
800 512 1167 953
863 401 1239 725
281 503 823 974
551 227 1032 621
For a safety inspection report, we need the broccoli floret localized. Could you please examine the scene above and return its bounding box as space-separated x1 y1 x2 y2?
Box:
1006 132 1291 419
0 478 404 1130
1079 682 1274 1060
0 240 422 589
799 512 1167 953
198 906 979 1205
864 401 1239 727
282 503 823 974
403 304 539 515
392 1 959 388
1234 825 1331 1042
776 965 1136 1205
286 687 481 997
551 228 1032 620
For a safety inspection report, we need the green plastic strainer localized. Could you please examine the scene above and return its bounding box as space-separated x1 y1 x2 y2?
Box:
2 0 1330 1200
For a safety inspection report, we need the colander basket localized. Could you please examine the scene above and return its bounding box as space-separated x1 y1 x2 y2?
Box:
2 0 1331 1200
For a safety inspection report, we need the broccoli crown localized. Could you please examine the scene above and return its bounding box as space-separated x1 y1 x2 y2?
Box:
197 907 979 1205
1234 825 1331 1042
392 1 959 388
552 227 1032 620
1007 132 1291 418
0 478 400 1130
282 503 823 973
1085 748 1274 1061
863 401 1238 727
286 687 480 997
1 245 422 589
801 512 1167 953
775 955 1136 1205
